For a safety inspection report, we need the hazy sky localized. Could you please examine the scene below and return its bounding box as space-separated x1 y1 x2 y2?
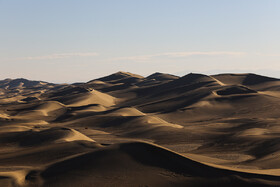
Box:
1 0 280 82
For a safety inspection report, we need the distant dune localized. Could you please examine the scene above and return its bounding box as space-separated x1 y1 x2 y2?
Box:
0 72 280 186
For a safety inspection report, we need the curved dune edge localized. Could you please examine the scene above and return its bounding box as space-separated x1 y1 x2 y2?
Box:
119 141 280 177
108 107 146 116
0 127 95 148
11 141 276 187
106 108 183 129
13 101 66 118
184 153 280 176
62 129 95 142
66 90 116 107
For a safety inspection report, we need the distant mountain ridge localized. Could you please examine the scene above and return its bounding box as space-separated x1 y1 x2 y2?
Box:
0 78 54 89
2 72 279 89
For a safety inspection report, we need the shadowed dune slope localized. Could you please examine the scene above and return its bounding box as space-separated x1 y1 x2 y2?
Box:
215 85 257 96
146 72 179 81
0 127 94 147
213 73 280 91
42 85 116 107
39 142 280 187
91 71 144 84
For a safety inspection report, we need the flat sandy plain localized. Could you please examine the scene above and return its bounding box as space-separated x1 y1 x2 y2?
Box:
0 72 280 186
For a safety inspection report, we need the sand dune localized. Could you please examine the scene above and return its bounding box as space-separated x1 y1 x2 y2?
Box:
44 85 116 107
213 73 280 91
95 71 144 83
64 90 116 107
15 101 65 117
0 72 280 186
33 142 280 186
147 72 179 81
109 107 145 116
215 85 257 96
0 127 94 147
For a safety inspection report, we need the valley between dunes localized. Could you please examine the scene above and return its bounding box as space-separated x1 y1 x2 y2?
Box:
0 72 280 186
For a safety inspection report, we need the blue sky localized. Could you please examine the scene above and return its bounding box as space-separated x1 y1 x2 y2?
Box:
0 0 279 82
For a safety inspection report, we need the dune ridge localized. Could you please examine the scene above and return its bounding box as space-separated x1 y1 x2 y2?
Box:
0 72 280 186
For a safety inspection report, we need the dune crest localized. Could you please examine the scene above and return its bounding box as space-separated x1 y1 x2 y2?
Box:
0 72 280 186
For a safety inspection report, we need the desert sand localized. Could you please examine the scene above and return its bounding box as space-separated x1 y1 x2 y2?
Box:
0 72 280 186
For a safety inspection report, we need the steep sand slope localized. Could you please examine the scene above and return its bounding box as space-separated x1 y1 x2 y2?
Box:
213 73 280 91
14 101 66 118
37 142 280 187
45 86 116 107
146 72 179 81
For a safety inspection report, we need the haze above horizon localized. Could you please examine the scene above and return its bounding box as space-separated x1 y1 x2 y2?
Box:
1 0 280 83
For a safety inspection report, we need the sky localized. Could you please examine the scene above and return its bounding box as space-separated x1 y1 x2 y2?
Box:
0 0 280 83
